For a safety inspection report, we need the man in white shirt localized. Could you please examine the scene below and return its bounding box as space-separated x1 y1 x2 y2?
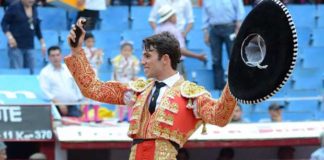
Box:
39 46 83 117
148 0 194 38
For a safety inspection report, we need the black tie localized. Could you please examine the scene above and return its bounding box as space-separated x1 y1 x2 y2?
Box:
149 81 166 114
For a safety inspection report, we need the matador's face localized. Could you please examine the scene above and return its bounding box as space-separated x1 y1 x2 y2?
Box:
141 49 164 79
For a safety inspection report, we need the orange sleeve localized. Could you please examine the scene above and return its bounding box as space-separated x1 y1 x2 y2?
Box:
64 50 127 105
196 84 237 127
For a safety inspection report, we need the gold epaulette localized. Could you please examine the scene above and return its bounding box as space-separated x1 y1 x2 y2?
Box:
180 81 210 98
128 79 153 93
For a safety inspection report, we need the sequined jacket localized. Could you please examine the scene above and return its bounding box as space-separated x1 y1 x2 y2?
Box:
64 50 237 147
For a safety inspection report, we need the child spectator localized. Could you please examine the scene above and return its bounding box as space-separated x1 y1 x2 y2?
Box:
112 40 140 122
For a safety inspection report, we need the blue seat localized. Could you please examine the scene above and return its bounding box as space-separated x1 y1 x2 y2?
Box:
0 49 9 68
121 30 153 50
249 112 269 122
186 69 214 90
186 30 208 50
287 5 316 28
296 27 312 48
316 5 324 28
0 31 8 50
286 100 320 112
300 47 324 69
312 28 324 47
132 6 151 30
100 6 128 31
0 68 30 75
34 30 59 49
37 7 67 31
283 111 315 121
92 30 123 50
292 67 323 90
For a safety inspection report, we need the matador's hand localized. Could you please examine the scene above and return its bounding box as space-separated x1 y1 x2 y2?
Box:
67 18 86 56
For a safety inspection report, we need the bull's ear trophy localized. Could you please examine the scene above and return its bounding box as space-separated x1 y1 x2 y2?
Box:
228 0 298 104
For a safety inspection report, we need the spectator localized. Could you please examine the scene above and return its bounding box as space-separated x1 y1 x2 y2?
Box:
76 0 107 30
148 0 194 39
230 104 249 123
155 5 206 77
277 146 295 160
1 0 46 74
259 103 285 122
202 0 245 90
83 32 104 75
39 46 83 117
216 147 234 160
0 142 6 160
29 152 46 160
310 132 324 160
176 148 189 160
112 40 140 122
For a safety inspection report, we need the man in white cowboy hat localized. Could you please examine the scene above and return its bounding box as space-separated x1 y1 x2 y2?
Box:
155 5 206 78
148 0 194 38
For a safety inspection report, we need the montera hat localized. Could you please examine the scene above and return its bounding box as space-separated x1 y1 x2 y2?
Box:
228 0 298 104
157 5 176 24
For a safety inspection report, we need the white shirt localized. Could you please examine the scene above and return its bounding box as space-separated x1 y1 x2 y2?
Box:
148 0 194 32
150 72 181 110
85 0 106 10
39 64 83 103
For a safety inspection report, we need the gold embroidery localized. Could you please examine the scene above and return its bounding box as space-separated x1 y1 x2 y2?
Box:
156 112 174 126
159 98 179 114
64 50 127 104
180 81 210 98
129 144 137 160
152 123 187 147
129 79 153 92
197 84 237 127
154 140 177 160
128 123 139 134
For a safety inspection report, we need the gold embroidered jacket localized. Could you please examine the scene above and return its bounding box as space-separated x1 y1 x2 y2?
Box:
64 50 237 147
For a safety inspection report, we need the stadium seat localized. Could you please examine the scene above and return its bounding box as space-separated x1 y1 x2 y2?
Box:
287 5 316 28
37 7 68 31
132 6 151 30
0 31 8 50
0 68 30 75
34 30 59 49
100 6 128 31
312 28 324 47
300 47 324 69
316 4 324 28
121 29 153 50
292 67 323 90
0 49 8 68
283 111 315 121
296 27 312 48
286 100 320 112
92 30 123 50
186 30 207 50
186 69 214 90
